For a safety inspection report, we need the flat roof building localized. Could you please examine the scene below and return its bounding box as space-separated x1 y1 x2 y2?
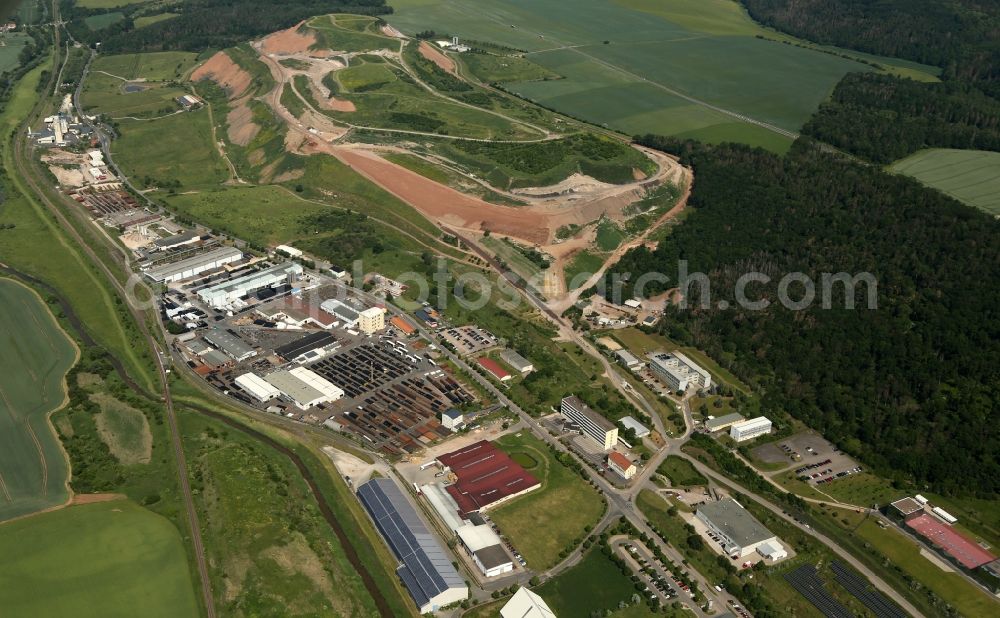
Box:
154 230 200 251
499 349 534 374
614 349 642 369
274 331 340 364
204 329 256 362
357 478 468 613
649 351 711 392
705 413 746 433
144 246 243 283
437 440 540 516
441 408 464 431
729 417 772 442
608 451 636 480
619 415 650 439
234 372 280 402
320 298 361 327
390 315 417 336
456 524 513 577
501 588 556 618
358 306 385 335
906 513 995 569
198 262 302 309
264 366 344 410
696 498 777 558
561 396 618 450
890 497 924 517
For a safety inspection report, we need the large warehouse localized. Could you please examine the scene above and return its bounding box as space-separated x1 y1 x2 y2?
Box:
234 372 280 402
729 417 773 442
437 440 540 516
649 351 712 392
197 262 303 308
264 366 344 410
561 395 618 450
456 523 514 577
357 478 468 613
144 246 243 283
696 498 778 558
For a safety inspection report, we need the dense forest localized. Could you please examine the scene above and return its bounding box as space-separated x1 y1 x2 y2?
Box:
740 0 1000 94
608 135 1000 497
63 0 391 53
802 73 1000 162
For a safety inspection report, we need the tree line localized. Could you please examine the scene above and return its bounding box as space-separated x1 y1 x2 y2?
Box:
606 134 1000 497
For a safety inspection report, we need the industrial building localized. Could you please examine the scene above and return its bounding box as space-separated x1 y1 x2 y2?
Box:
198 262 303 309
456 524 514 577
204 329 256 362
608 451 636 479
154 230 201 251
357 306 386 335
441 408 464 431
274 331 340 364
234 372 281 402
499 349 534 374
560 396 618 450
729 417 772 442
264 366 344 410
477 357 511 382
144 246 243 283
320 298 361 327
356 478 468 613
696 498 778 558
257 297 338 329
614 349 642 370
618 415 650 439
756 540 787 561
705 413 746 433
275 244 302 258
906 514 995 569
501 588 556 618
436 440 540 516
390 315 417 336
649 351 712 392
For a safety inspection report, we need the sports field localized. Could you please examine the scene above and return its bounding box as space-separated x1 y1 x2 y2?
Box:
0 279 77 522
387 0 935 150
890 149 1000 215
0 500 199 617
490 432 605 570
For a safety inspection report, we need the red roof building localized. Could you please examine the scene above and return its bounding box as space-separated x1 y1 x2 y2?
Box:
477 357 511 382
906 514 996 569
437 440 540 516
608 451 636 479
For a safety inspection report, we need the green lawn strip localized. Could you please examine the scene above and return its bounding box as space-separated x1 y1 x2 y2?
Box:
534 546 653 616
0 500 199 618
490 431 605 570
0 279 77 521
656 456 708 487
564 249 604 290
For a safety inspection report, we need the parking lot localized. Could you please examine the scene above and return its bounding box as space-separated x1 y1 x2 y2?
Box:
439 325 499 357
763 432 860 486
612 538 681 604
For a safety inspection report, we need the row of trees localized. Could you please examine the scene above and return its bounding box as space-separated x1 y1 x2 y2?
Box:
608 135 1000 497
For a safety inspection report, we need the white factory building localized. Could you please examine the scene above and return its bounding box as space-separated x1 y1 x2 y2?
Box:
696 498 779 559
198 262 302 308
144 246 243 283
501 588 556 618
320 298 361 328
649 351 712 392
456 524 514 577
561 395 618 450
264 366 344 410
729 417 772 442
357 306 385 335
234 372 281 402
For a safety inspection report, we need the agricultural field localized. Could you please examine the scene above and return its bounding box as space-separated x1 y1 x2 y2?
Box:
461 52 560 83
83 12 124 31
490 432 605 570
0 500 199 618
0 32 31 73
387 0 937 151
0 279 77 521
535 547 654 617
889 149 1000 215
112 108 229 189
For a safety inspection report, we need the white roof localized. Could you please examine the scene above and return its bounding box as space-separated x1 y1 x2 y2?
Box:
757 541 786 558
624 298 642 308
235 372 280 400
619 415 650 437
359 306 384 318
288 366 344 400
731 416 772 432
456 524 503 553
501 587 556 618
276 244 302 257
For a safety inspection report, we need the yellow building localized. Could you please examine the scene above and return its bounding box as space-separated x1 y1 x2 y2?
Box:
358 307 386 335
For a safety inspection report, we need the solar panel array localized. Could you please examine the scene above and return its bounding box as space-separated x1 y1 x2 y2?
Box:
357 478 465 609
784 565 853 618
830 561 907 618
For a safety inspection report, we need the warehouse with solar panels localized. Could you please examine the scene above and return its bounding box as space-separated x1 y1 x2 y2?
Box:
357 478 468 613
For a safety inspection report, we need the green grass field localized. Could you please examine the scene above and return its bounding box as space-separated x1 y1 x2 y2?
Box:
0 279 76 521
134 13 179 29
0 500 199 617
595 218 625 251
564 250 604 289
890 149 1000 215
656 455 708 487
535 547 651 617
84 12 124 31
490 432 604 570
0 32 31 73
81 71 187 117
90 392 152 465
386 0 936 150
93 51 199 81
113 109 228 188
461 52 560 83
76 0 152 7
